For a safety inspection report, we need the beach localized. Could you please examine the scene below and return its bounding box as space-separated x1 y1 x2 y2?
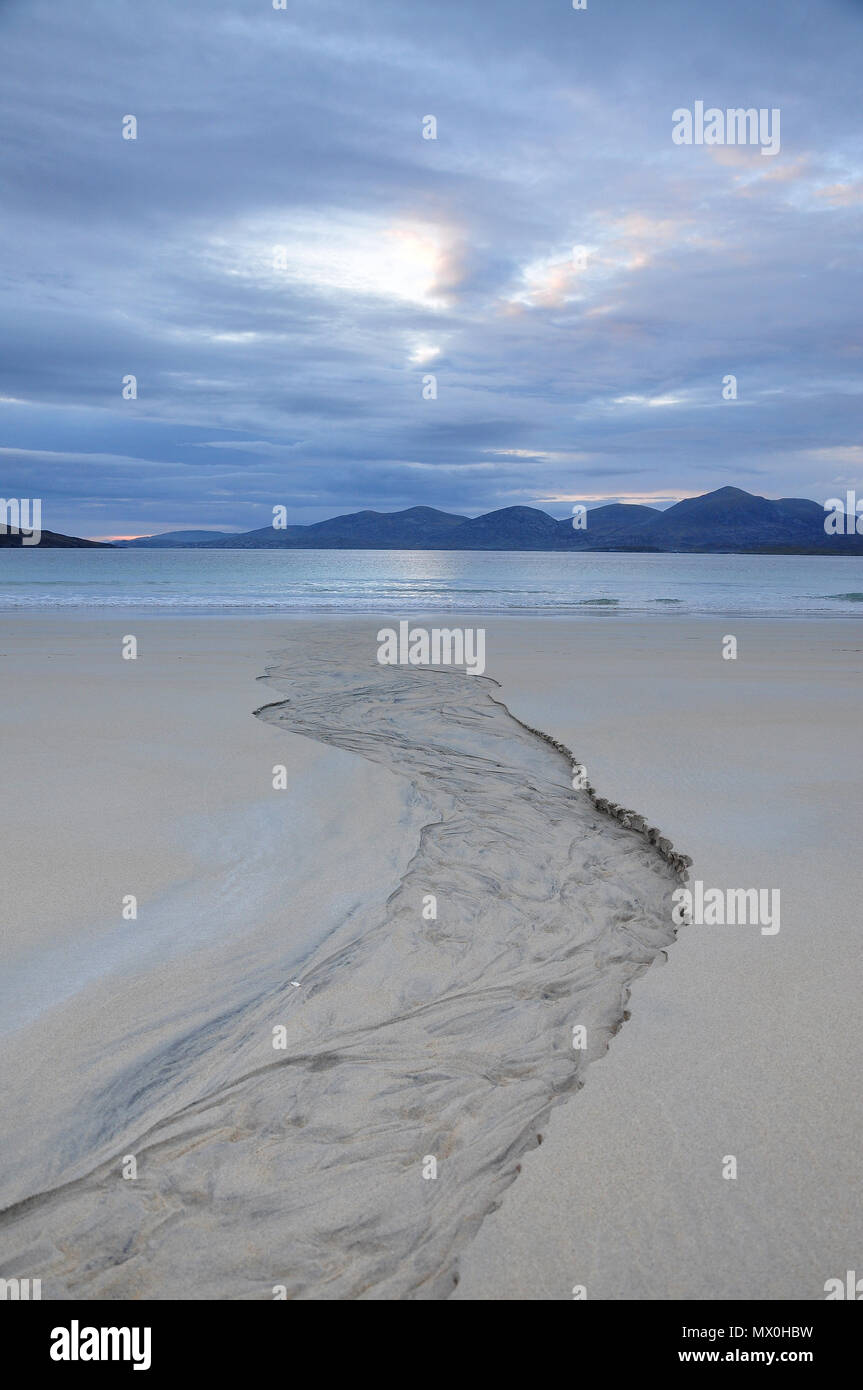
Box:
1 613 860 1299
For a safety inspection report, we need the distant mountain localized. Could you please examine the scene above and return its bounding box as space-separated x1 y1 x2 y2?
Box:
557 501 661 548
116 530 233 547
629 486 838 553
94 488 863 554
0 529 112 548
446 506 562 549
199 505 468 549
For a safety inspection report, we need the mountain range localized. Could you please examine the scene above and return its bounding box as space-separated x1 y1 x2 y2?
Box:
115 487 863 553
5 488 862 553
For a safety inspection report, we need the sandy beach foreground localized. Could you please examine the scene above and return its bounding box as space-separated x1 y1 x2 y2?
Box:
0 614 860 1299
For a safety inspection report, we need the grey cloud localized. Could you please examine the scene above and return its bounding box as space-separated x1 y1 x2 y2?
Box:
1 0 861 533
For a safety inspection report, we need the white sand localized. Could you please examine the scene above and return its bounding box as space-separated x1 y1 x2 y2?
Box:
454 617 863 1300
0 613 860 1299
0 617 427 1195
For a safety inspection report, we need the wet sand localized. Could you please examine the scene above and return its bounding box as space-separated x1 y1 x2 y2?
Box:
0 614 860 1298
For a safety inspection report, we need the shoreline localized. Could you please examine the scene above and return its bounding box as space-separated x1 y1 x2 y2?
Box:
1 606 862 621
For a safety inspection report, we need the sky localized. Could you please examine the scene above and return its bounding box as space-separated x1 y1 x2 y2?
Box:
1 0 862 538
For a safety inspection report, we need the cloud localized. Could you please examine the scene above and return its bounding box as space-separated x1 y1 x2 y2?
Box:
815 181 863 207
1 0 862 533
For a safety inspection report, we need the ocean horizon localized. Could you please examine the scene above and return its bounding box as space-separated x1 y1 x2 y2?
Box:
2 548 863 616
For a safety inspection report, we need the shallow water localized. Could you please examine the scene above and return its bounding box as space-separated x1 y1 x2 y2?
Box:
2 548 863 615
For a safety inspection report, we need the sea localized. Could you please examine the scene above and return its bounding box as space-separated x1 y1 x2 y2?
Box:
1 548 862 616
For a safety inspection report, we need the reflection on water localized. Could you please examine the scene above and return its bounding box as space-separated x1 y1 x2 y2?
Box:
1 548 863 615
